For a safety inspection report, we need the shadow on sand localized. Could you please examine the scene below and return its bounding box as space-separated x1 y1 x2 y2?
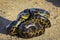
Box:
46 0 60 7
0 16 12 34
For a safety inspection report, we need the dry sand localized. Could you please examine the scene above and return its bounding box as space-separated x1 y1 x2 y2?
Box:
0 0 60 40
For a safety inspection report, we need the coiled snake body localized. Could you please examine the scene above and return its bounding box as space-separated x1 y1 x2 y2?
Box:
6 8 51 38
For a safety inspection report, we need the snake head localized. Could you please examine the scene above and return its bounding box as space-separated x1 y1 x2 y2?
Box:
17 9 30 22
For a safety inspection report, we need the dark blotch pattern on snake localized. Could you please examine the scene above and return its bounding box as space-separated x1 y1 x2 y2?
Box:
6 8 51 38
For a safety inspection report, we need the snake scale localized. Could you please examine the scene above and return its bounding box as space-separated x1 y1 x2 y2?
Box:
6 8 51 38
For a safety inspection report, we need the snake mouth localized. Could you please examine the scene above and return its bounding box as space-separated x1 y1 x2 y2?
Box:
21 15 29 19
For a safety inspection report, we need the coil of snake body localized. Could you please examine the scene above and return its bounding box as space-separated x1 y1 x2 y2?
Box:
6 8 51 38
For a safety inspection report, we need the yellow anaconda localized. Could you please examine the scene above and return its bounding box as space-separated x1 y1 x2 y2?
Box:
6 8 51 38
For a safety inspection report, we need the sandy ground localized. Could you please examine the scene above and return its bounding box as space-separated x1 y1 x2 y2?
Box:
0 0 60 40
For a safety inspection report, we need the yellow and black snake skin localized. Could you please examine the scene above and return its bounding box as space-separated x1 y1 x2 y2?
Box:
18 14 51 38
6 8 51 38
